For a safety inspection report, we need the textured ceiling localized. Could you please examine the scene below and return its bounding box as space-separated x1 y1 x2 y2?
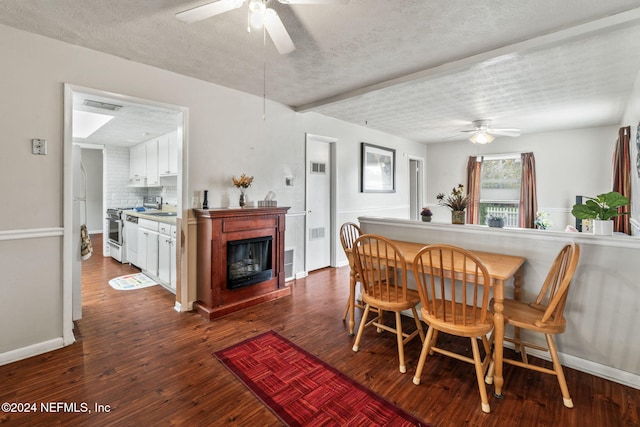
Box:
2 0 640 144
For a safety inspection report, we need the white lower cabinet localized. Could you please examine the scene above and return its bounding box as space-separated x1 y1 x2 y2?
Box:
170 229 177 290
136 218 175 294
138 219 159 277
158 223 177 293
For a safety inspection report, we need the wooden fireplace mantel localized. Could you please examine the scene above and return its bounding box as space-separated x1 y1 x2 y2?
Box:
193 207 291 320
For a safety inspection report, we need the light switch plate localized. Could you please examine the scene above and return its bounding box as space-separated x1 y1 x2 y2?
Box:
32 139 47 155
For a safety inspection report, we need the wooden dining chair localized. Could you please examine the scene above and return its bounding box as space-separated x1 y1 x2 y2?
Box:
412 244 494 413
486 242 580 408
351 234 425 374
340 222 364 327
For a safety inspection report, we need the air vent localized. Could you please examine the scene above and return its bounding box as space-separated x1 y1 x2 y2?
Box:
284 249 294 280
83 99 122 111
310 161 326 174
309 227 325 240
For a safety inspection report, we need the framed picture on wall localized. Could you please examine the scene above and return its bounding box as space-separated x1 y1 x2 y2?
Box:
361 143 396 192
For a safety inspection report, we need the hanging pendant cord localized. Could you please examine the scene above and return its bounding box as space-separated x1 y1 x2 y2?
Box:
262 23 267 121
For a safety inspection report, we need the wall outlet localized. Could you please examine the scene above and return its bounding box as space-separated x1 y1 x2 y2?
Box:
32 139 47 155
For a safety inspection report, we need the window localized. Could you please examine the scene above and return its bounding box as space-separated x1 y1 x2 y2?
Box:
478 155 521 227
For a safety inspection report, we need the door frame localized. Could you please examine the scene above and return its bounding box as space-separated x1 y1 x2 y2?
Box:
409 155 425 220
63 84 189 340
304 133 338 273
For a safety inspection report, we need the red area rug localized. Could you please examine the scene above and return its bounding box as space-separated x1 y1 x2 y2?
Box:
214 330 428 426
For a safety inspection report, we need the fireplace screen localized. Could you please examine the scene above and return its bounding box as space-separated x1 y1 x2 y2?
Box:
227 236 273 289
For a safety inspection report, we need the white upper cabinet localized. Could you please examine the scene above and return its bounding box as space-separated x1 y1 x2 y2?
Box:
146 138 159 186
130 130 177 187
158 131 178 176
129 143 146 185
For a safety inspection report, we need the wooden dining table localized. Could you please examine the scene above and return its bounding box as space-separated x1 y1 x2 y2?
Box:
345 239 526 398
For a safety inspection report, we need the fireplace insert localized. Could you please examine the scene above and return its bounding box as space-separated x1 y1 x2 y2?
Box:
227 236 273 289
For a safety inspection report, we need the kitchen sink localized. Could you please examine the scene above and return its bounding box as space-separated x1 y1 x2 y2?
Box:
147 212 177 217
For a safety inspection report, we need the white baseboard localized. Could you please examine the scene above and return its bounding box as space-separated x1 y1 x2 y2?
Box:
518 345 640 390
0 338 65 366
174 301 182 312
295 271 308 280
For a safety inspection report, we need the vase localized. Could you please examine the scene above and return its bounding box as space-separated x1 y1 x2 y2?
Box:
421 216 432 222
202 190 208 209
451 210 465 225
592 219 613 236
488 218 504 228
239 191 246 208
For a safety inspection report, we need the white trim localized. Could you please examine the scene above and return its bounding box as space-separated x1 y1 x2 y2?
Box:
286 211 307 218
338 205 411 215
174 302 182 312
295 271 308 280
0 338 65 367
512 345 640 391
0 228 63 241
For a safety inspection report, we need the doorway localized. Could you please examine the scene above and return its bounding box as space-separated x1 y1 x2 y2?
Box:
305 134 337 272
409 157 424 220
63 84 187 326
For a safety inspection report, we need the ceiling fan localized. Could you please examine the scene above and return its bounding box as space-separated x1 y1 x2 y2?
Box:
461 120 521 144
176 0 349 55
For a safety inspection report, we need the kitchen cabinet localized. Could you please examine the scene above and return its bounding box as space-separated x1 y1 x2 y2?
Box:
138 218 159 277
158 223 176 292
145 139 159 187
170 226 177 290
158 131 178 176
129 143 146 186
125 214 139 266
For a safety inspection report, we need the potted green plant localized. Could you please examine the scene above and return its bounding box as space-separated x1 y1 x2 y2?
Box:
571 191 629 235
420 207 433 222
436 184 469 224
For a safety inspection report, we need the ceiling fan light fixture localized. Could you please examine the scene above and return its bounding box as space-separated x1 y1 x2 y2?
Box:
249 0 265 13
470 131 495 144
249 10 265 28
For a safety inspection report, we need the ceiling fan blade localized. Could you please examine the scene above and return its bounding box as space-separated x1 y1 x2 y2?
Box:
176 0 245 23
264 9 295 54
490 129 521 137
277 0 348 4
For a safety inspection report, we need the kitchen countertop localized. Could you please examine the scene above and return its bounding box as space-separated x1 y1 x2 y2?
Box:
123 206 178 225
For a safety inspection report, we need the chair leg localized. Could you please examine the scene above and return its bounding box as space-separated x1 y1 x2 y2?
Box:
546 334 574 408
352 304 371 352
342 297 350 321
485 331 495 384
413 326 435 385
395 311 406 373
411 307 426 343
471 337 491 413
377 310 385 333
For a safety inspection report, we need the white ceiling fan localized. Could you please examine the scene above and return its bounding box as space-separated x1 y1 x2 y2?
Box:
176 0 348 55
461 120 521 144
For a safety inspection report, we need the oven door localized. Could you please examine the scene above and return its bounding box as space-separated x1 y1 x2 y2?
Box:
107 215 123 246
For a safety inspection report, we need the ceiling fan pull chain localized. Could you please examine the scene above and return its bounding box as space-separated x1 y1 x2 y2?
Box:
263 24 267 120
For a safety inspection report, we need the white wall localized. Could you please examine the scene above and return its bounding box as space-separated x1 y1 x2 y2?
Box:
0 23 423 362
425 126 618 230
621 67 640 233
296 112 426 266
80 148 103 233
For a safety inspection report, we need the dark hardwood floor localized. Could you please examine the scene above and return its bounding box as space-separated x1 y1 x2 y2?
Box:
1 234 638 426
